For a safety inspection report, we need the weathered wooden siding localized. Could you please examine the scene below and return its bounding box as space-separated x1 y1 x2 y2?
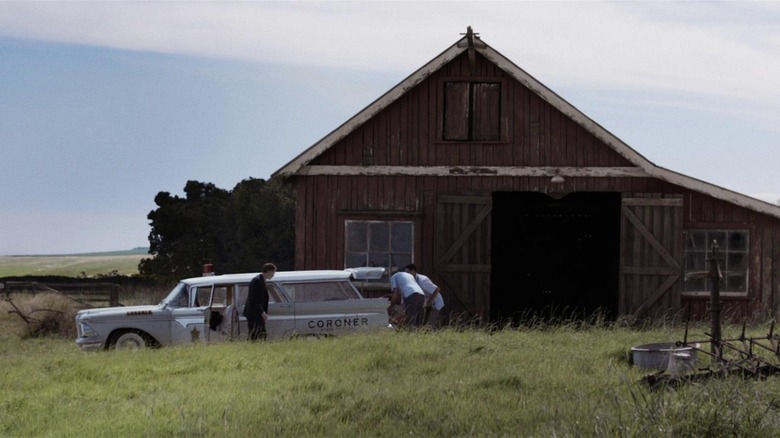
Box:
314 52 633 169
295 169 780 321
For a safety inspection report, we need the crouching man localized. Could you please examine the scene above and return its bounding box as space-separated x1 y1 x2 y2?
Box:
404 264 444 329
390 269 425 328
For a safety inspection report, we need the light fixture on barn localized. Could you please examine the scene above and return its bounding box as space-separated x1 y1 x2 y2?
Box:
550 170 565 184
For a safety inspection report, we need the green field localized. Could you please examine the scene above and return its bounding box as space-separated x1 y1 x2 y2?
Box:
3 290 780 436
0 248 148 277
2 309 780 436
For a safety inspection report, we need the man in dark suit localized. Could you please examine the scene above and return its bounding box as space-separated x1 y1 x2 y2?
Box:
244 263 277 341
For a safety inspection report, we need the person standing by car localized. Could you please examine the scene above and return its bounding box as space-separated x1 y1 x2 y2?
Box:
390 269 425 328
244 263 277 341
404 264 445 329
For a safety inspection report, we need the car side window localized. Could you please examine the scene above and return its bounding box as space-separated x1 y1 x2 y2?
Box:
211 286 229 307
168 288 189 308
237 283 281 306
266 284 282 303
238 285 249 306
282 281 359 302
195 286 211 308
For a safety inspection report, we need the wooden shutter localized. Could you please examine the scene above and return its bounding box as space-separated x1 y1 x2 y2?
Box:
472 83 501 141
619 196 683 318
443 82 469 140
435 194 492 321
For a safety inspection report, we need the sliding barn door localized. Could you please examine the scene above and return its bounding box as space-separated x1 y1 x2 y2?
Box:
435 194 492 322
620 196 683 318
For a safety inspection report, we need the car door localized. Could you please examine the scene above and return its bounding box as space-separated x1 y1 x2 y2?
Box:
236 282 295 340
203 284 230 343
169 284 211 344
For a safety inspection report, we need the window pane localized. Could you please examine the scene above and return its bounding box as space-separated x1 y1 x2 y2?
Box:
725 273 747 292
346 221 367 252
345 253 367 268
391 253 412 271
283 281 359 302
212 286 228 306
684 252 706 272
729 231 748 251
685 231 706 250
683 276 706 292
196 287 210 308
727 252 747 271
369 222 389 252
237 285 249 306
368 252 389 269
267 285 281 303
391 222 413 252
707 231 727 250
169 286 189 308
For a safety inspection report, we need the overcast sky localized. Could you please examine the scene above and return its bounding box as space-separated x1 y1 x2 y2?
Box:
2 2 779 255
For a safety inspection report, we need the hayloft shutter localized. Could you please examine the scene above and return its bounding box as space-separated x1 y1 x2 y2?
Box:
472 83 501 141
443 82 470 140
443 82 501 141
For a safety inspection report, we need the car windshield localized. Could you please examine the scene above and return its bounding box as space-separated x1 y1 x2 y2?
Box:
160 283 188 307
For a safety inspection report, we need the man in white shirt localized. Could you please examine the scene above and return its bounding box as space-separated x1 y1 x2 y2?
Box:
405 264 444 329
390 270 426 327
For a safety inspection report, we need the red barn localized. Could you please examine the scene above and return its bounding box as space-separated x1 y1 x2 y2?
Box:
273 28 780 323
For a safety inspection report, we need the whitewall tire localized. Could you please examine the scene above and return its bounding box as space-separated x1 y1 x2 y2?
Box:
114 332 147 351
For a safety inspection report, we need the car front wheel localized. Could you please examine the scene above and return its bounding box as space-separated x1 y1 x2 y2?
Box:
113 331 148 351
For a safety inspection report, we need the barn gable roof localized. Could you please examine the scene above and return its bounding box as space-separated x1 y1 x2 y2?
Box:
272 29 780 219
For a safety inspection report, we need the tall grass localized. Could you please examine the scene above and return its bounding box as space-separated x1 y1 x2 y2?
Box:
1 292 82 338
1 305 780 436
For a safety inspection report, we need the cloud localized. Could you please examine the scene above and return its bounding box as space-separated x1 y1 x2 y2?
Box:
2 2 779 132
2 1 779 255
0 2 444 70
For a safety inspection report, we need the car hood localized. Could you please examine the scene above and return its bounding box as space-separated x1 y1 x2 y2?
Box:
77 304 161 321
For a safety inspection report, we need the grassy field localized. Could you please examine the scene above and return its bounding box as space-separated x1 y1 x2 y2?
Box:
0 248 147 277
2 295 780 437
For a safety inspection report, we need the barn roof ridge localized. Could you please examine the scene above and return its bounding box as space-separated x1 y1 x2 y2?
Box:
272 29 780 219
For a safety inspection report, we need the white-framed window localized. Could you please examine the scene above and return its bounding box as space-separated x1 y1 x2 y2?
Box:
682 229 749 296
344 220 413 279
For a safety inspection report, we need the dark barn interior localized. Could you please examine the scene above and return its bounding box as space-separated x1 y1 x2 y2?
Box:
491 192 621 322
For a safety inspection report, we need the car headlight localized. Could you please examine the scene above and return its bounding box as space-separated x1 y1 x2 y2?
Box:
78 321 98 338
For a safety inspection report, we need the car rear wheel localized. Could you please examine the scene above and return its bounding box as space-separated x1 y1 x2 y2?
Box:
113 331 148 351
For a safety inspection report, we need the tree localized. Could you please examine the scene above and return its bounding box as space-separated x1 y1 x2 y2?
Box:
222 178 296 273
139 178 294 280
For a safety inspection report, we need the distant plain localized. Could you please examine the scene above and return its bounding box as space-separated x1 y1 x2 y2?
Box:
0 248 147 277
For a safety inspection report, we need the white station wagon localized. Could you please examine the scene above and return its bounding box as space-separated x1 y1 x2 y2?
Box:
75 268 390 351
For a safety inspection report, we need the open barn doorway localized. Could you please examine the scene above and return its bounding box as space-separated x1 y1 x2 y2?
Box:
490 192 621 323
